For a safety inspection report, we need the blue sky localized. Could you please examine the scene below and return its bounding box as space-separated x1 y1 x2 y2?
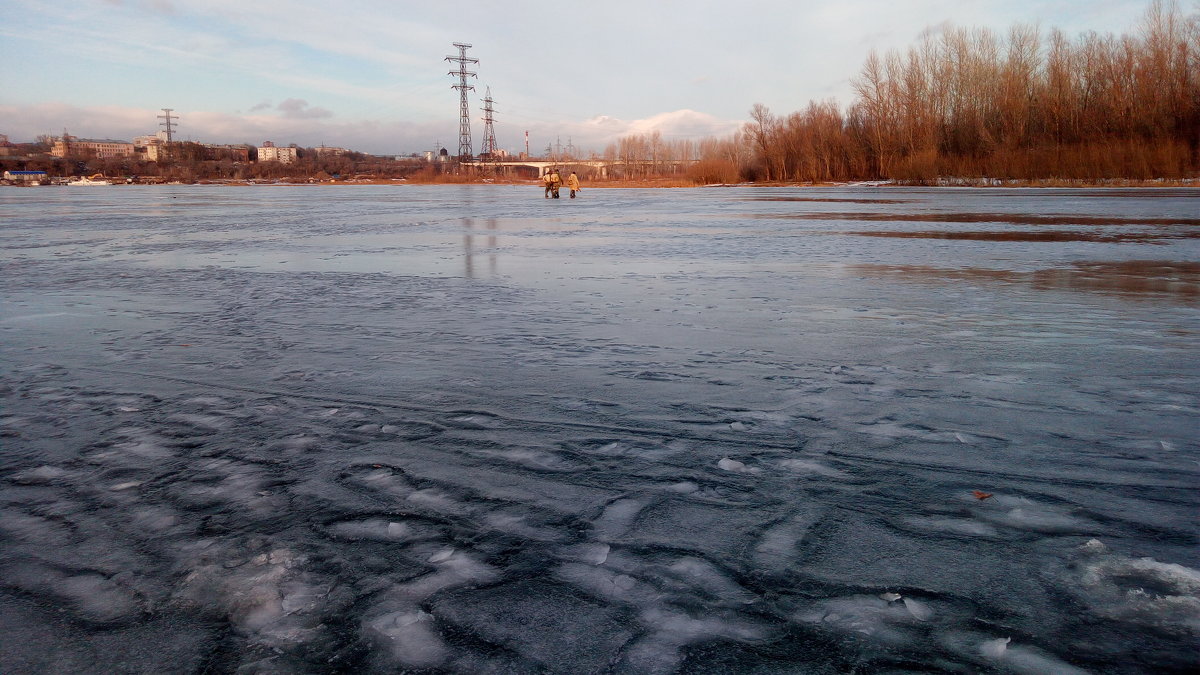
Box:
0 0 1162 155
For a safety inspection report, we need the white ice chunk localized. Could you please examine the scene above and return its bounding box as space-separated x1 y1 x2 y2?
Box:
880 592 902 602
718 457 758 474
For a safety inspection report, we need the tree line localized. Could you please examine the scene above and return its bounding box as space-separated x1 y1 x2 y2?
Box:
1 141 425 182
620 1 1200 184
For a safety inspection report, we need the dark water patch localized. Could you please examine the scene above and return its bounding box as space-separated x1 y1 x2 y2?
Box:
850 261 1200 300
756 212 1200 226
845 230 1189 243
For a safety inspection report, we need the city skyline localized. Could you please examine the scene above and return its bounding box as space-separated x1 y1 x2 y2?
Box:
0 0 1157 155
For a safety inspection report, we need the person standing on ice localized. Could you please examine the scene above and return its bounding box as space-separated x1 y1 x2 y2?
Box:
543 170 555 198
549 169 562 198
567 171 581 198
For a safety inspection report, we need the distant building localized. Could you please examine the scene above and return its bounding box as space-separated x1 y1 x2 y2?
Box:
133 135 164 161
313 145 347 156
3 170 47 184
256 142 298 164
51 135 134 159
204 144 251 162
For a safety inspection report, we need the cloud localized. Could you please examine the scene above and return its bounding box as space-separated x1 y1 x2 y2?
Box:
624 110 743 138
276 98 333 119
249 100 272 112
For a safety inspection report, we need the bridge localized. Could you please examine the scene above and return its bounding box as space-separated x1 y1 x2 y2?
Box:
459 158 696 179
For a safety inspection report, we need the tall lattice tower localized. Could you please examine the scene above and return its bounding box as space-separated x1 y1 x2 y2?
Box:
480 87 498 157
158 108 178 143
445 43 477 160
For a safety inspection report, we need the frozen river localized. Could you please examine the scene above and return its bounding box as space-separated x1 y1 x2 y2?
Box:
1 184 1198 673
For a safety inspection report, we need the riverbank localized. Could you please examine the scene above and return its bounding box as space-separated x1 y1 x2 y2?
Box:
6 176 1199 189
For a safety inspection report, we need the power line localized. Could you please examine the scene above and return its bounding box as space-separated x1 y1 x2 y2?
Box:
445 42 477 160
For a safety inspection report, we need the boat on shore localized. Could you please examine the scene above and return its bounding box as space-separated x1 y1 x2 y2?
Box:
68 174 113 186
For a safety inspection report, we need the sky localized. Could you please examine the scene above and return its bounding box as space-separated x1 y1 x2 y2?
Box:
0 0 1164 155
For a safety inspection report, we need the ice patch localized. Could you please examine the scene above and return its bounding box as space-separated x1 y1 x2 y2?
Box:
794 594 924 646
554 563 653 606
622 607 768 673
777 458 848 478
362 608 448 669
663 481 699 494
901 516 1002 538
1 564 144 623
325 517 439 543
980 636 1011 658
663 557 756 605
979 636 1091 674
174 545 333 650
753 510 823 573
592 498 645 540
903 596 933 621
559 542 611 565
9 465 70 484
1074 550 1200 634
973 496 1093 534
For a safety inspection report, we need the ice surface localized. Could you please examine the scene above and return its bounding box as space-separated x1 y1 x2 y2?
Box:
2 185 1197 672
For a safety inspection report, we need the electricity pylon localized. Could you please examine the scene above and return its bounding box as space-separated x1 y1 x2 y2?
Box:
445 43 478 160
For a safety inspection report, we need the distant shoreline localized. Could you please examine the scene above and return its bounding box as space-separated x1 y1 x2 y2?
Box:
6 177 1200 189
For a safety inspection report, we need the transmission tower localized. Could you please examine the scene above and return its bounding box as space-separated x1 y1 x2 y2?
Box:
157 108 178 143
445 43 478 160
480 87 498 157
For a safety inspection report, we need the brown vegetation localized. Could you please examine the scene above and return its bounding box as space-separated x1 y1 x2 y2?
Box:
611 1 1200 185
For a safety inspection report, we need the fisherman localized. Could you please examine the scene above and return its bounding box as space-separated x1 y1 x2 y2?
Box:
567 171 581 198
543 170 554 198
549 169 562 198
